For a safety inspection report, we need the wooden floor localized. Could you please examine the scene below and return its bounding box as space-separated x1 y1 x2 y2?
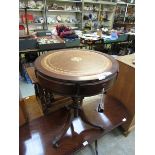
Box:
20 95 128 155
22 95 43 121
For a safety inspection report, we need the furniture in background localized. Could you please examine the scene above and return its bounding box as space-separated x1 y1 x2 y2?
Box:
46 0 83 30
113 2 135 30
19 0 120 34
94 33 135 55
107 54 135 135
25 66 72 114
19 0 46 34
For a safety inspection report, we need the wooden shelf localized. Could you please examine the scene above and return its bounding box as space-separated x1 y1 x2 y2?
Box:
114 23 134 25
101 9 114 12
19 0 119 32
84 0 100 4
19 8 43 11
48 22 80 25
100 1 116 5
83 10 100 12
48 10 82 13
128 3 135 6
24 23 44 25
52 0 82 3
117 2 127 5
84 0 116 5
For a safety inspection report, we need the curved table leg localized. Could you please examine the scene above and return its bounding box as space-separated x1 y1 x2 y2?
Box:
78 108 104 130
52 108 74 148
52 97 104 148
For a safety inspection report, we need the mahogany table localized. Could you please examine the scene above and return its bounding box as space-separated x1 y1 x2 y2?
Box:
20 95 128 155
34 49 119 147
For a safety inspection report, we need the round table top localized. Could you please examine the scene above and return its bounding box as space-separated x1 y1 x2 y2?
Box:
35 49 118 81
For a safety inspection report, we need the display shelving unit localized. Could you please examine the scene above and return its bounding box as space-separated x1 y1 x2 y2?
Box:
19 0 47 34
46 0 83 30
113 1 135 29
19 0 134 34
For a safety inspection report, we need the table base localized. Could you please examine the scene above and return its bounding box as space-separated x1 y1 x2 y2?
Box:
52 97 104 148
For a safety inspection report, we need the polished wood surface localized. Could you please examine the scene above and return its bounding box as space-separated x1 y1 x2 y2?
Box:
34 49 120 146
23 96 44 122
19 100 27 126
40 50 111 80
107 58 135 134
36 71 118 97
34 49 119 97
116 54 135 68
20 95 128 155
26 67 38 84
35 49 118 81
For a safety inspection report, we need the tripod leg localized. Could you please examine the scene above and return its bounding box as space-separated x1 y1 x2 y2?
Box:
52 108 74 148
79 109 104 130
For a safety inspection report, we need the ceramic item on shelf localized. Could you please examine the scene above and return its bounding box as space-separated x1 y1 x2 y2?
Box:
66 5 72 11
47 17 53 24
100 14 104 21
28 0 36 9
110 30 118 40
89 14 92 20
19 2 25 8
72 18 77 24
36 1 44 10
19 25 25 36
52 3 58 9
94 22 98 29
57 6 64 10
52 18 57 23
77 7 80 11
48 3 58 10
102 28 108 32
85 21 92 28
56 16 62 22
34 17 44 24
19 24 25 30
68 18 76 24
72 6 77 11
61 16 65 23
89 6 93 11
92 14 97 21
65 17 71 23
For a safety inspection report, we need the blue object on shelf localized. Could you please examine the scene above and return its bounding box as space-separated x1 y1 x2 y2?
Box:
110 32 118 40
22 64 32 84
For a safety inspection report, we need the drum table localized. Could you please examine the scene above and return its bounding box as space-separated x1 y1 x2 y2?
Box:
34 49 119 147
